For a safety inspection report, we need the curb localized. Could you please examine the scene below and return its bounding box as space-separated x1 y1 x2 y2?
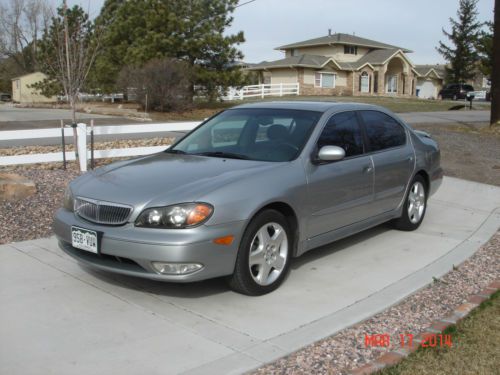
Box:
348 279 500 375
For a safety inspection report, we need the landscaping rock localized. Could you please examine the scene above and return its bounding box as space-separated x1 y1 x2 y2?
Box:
0 173 37 201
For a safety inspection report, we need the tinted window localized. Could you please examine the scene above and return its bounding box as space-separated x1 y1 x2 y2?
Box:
464 85 474 91
317 111 364 157
360 111 406 151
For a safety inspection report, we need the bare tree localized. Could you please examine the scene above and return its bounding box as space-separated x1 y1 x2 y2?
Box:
117 58 193 113
34 0 102 170
0 0 51 72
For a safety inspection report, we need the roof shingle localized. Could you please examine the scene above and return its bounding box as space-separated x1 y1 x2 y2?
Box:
276 33 412 53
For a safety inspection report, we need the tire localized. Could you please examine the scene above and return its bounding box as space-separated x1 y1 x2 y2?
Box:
228 209 292 295
392 175 427 231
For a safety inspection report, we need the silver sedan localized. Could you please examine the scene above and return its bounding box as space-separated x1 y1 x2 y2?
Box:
54 102 443 295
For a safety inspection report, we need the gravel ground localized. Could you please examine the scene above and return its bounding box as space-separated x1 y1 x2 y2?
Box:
251 233 500 375
0 168 79 243
0 136 174 155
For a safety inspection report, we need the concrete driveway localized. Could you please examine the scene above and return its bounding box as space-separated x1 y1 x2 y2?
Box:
1 177 499 375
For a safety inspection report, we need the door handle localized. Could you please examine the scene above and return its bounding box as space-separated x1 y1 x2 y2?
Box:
407 156 414 162
363 165 373 173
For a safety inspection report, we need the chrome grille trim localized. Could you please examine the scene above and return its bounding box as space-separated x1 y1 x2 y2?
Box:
74 197 133 225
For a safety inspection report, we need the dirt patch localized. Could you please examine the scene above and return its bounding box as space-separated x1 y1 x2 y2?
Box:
412 123 500 187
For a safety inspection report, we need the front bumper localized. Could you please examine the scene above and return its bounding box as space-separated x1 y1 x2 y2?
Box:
53 208 245 282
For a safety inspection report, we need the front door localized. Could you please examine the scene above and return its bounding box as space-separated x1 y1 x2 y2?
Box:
305 111 374 239
387 75 398 94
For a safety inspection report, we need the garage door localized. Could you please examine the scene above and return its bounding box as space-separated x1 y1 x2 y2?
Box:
417 80 437 99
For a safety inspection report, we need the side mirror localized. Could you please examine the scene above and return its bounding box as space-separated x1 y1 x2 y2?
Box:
316 145 345 162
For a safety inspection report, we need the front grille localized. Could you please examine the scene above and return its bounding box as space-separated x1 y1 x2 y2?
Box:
74 197 132 225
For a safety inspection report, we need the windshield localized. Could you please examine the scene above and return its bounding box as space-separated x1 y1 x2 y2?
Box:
169 108 322 162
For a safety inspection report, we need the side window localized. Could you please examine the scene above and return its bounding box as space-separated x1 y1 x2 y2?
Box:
317 111 364 157
360 111 406 152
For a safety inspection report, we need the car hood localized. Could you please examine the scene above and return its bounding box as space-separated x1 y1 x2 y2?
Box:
72 152 281 209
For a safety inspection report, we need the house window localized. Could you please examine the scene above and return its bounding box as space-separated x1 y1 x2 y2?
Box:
360 72 370 93
291 49 298 56
315 72 336 88
344 45 358 55
387 75 398 94
373 72 378 93
15 80 20 89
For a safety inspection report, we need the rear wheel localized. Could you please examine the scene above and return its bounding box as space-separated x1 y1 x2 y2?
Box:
228 210 291 295
393 175 427 231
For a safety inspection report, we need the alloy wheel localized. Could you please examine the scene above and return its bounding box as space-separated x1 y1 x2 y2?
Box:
408 181 426 224
248 222 288 286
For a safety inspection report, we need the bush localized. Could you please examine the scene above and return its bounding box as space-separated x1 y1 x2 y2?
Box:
118 58 192 112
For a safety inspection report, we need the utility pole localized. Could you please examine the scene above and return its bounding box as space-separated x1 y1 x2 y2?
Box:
491 0 500 126
63 0 79 160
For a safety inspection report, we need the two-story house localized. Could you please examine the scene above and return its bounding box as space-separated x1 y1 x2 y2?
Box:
248 32 417 97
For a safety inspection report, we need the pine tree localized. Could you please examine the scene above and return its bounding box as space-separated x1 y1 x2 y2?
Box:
477 21 493 77
92 0 245 100
437 0 482 83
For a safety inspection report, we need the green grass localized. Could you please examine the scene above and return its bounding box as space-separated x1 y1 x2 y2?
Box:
375 290 500 375
238 95 490 113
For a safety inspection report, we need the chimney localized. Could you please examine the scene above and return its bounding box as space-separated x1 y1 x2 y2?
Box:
328 28 332 36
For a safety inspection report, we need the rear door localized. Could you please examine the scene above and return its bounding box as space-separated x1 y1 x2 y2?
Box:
305 111 374 238
359 110 413 216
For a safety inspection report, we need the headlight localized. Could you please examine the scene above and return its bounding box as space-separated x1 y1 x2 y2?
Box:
135 203 213 229
63 186 74 211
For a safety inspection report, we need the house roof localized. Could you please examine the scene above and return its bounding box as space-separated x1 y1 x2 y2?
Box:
10 71 46 80
413 64 446 78
353 49 414 69
276 33 412 53
247 54 333 70
249 49 414 71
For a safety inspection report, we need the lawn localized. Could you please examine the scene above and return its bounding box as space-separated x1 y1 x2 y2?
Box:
146 95 490 122
242 95 490 113
375 291 500 375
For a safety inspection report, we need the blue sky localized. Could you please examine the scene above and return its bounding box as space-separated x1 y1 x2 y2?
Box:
61 0 495 65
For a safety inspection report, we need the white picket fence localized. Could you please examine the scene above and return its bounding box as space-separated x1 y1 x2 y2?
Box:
0 121 201 171
223 83 300 101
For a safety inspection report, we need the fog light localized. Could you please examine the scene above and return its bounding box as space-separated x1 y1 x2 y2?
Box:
152 262 203 275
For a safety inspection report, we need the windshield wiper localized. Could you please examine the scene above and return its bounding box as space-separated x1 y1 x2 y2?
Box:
166 148 186 154
194 151 250 160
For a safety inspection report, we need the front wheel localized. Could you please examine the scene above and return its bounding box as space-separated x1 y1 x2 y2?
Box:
392 175 427 231
228 210 291 295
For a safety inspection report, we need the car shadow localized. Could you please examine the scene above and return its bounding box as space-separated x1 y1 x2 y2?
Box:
78 223 393 298
290 223 390 270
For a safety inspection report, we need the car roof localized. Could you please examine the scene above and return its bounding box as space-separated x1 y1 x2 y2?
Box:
231 101 385 113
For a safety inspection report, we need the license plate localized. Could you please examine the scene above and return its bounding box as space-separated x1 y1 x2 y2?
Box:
71 226 98 254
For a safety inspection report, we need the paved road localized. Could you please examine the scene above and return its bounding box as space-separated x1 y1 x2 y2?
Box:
0 104 122 124
1 177 499 375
